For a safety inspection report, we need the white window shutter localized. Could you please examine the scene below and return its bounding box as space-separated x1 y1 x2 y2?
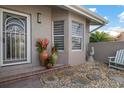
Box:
72 21 83 50
53 21 64 50
72 21 83 36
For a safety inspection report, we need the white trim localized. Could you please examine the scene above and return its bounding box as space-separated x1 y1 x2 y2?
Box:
72 50 82 52
0 8 30 18
26 14 31 64
72 35 83 38
57 50 64 52
83 23 86 52
1 61 30 67
0 8 31 66
2 58 27 62
0 9 3 66
51 21 54 47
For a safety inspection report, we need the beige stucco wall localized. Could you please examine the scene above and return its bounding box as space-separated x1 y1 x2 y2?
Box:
52 8 89 65
68 13 87 65
51 7 69 65
88 41 124 63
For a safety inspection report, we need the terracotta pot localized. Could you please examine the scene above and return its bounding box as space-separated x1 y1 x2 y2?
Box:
39 50 49 66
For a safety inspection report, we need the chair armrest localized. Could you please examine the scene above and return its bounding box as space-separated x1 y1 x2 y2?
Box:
108 56 115 59
108 56 115 62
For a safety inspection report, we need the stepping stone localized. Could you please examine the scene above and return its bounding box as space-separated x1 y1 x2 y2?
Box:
109 76 124 84
91 67 100 71
80 70 86 73
79 68 86 73
41 76 59 84
89 68 100 73
72 77 90 85
55 71 65 77
47 76 56 81
86 74 101 80
64 69 74 76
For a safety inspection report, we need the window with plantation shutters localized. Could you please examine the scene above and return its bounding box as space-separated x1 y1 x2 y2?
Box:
53 21 64 50
72 21 83 50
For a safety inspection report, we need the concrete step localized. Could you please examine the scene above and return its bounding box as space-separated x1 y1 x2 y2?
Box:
0 64 71 85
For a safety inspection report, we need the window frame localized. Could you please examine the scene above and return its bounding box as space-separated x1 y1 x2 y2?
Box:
0 8 31 66
71 21 84 51
52 20 64 52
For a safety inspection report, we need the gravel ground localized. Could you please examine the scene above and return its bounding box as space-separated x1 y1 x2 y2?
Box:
40 61 124 88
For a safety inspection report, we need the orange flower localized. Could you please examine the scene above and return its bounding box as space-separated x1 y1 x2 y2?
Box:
44 38 49 46
37 38 49 50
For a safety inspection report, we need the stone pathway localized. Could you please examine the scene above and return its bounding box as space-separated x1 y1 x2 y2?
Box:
86 74 101 80
0 61 124 88
40 62 124 88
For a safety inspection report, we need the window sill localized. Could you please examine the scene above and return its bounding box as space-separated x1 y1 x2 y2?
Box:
58 50 64 52
72 50 83 52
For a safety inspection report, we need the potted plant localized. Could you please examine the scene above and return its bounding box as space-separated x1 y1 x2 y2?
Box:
50 45 58 66
46 45 58 69
36 38 49 66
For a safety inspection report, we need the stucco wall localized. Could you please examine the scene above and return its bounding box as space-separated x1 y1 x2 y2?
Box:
68 13 87 65
88 41 124 63
51 7 69 65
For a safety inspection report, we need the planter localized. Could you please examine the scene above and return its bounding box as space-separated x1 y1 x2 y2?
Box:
39 50 49 66
50 53 58 66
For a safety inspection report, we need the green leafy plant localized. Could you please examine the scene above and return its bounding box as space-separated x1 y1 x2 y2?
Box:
36 38 49 53
90 31 114 42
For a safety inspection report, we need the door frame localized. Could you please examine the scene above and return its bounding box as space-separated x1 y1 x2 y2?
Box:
0 8 31 66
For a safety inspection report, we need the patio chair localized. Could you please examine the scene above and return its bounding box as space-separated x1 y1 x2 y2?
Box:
108 49 124 70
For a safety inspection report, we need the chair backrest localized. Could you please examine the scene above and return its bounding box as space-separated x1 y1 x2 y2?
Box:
115 49 124 64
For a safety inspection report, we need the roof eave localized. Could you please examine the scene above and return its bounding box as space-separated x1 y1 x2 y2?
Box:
58 5 108 25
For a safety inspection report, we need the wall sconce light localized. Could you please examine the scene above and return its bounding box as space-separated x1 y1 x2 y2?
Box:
37 13 42 24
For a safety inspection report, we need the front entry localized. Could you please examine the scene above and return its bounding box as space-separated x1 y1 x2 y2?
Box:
0 8 31 66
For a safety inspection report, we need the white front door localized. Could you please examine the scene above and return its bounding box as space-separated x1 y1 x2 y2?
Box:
0 8 31 66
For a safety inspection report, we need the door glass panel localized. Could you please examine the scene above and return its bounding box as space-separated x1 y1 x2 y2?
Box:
3 12 27 64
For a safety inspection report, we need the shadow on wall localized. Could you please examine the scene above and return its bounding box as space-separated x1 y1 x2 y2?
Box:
88 41 124 63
